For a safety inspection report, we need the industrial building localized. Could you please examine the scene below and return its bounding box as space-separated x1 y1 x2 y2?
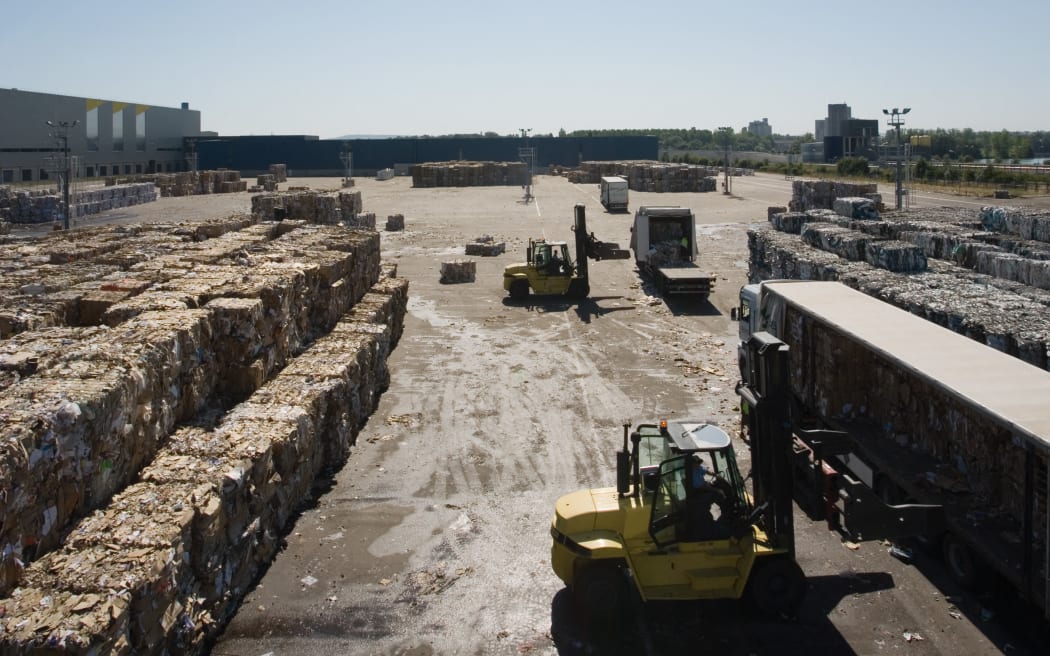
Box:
744 118 772 138
1 88 658 184
0 88 203 183
807 103 880 163
194 134 659 176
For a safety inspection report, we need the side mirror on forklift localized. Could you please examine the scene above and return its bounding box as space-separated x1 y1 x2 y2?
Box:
730 307 738 321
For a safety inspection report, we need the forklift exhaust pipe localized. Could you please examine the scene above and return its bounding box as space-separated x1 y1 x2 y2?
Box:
617 423 630 497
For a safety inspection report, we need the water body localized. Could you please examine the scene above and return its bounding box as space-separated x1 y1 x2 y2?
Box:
976 157 1050 165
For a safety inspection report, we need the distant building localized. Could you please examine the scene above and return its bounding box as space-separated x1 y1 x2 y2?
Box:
745 118 772 138
814 103 879 163
1 88 658 182
0 88 202 183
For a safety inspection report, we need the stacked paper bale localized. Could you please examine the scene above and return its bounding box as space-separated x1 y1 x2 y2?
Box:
748 226 1050 369
339 190 363 219
411 161 529 187
800 223 927 273
1 273 409 652
570 161 733 190
440 259 476 283
348 212 377 229
269 163 288 183
385 214 405 231
251 190 354 225
0 186 64 224
832 196 880 220
465 235 506 256
256 174 277 192
789 179 880 212
0 220 387 602
980 206 1050 242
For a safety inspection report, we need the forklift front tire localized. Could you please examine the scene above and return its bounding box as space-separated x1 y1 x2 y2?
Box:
746 557 806 617
573 563 627 623
509 280 529 300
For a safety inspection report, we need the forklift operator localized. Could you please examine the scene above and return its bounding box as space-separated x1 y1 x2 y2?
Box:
549 249 563 274
688 454 733 540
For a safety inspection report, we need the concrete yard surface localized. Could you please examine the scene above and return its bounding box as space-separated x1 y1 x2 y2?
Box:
200 175 1046 655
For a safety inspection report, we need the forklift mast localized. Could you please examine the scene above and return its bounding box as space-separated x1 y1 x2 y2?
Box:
572 204 630 282
736 331 796 556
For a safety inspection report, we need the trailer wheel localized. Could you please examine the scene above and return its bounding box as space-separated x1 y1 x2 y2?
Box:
573 563 627 623
942 533 981 589
747 557 806 617
509 280 529 300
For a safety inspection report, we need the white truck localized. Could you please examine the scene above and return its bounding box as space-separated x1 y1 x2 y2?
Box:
599 176 629 212
734 280 1050 617
630 206 715 299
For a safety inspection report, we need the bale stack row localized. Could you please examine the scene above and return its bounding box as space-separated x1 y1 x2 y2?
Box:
251 190 362 226
567 161 751 188
623 163 719 193
788 179 880 212
1 275 409 653
411 161 529 187
0 219 390 604
71 184 158 219
0 187 66 224
0 184 159 224
109 171 249 197
751 209 1050 369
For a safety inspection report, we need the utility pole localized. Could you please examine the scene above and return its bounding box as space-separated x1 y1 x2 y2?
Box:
718 127 732 195
47 120 79 230
882 107 910 210
518 128 534 203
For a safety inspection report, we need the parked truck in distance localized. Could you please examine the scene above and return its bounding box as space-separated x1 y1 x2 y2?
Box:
630 206 715 299
600 176 629 212
734 280 1050 618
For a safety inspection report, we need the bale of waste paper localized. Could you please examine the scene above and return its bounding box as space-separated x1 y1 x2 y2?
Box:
833 196 880 220
385 214 405 231
465 236 505 256
440 259 476 284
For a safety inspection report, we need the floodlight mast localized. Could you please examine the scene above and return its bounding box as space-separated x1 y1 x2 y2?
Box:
518 128 534 203
882 107 910 210
46 119 80 229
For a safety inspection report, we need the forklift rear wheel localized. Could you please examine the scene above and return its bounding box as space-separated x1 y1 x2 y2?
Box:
574 563 626 622
747 557 806 617
509 280 529 300
942 533 981 589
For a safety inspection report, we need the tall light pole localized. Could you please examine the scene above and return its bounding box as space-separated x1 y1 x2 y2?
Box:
46 119 79 229
718 127 732 194
882 107 910 210
518 128 534 202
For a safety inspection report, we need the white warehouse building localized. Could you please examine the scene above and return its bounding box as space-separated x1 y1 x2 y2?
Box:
0 88 203 183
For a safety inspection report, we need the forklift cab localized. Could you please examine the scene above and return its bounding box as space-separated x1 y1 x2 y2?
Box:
529 240 571 276
647 422 750 547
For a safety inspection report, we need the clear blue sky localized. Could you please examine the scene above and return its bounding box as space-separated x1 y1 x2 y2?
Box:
4 0 1048 138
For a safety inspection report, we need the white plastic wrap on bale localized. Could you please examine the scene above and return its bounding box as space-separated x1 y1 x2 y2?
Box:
440 259 476 283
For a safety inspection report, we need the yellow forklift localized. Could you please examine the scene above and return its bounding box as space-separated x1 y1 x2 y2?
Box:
550 332 944 618
503 204 628 300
